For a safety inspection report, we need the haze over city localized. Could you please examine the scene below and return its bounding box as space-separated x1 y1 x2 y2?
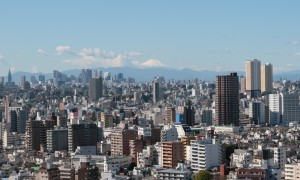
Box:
1 1 300 74
3 1 300 180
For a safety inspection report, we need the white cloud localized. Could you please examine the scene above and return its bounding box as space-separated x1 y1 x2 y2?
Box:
215 66 223 72
63 47 144 68
291 40 299 45
37 48 48 55
78 48 104 57
294 52 300 57
133 59 168 68
10 67 16 73
32 65 38 73
0 55 5 60
56 45 70 55
126 52 143 56
273 64 295 72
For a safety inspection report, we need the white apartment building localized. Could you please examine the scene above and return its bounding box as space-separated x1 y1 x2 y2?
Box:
272 145 286 170
190 137 221 171
231 149 253 168
269 93 283 125
285 163 300 180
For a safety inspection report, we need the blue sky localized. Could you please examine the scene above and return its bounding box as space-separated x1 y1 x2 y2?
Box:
0 1 300 75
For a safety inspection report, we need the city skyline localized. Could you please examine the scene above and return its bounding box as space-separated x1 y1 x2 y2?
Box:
1 1 300 75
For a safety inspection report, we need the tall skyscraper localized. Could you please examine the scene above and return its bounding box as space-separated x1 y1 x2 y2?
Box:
183 101 195 126
282 93 300 125
7 69 12 83
19 75 26 88
245 59 261 97
261 63 273 94
240 76 246 93
215 72 239 126
38 75 45 83
249 100 266 125
80 69 92 84
0 76 4 85
269 93 283 125
8 107 28 134
89 77 103 101
92 70 102 78
152 77 164 103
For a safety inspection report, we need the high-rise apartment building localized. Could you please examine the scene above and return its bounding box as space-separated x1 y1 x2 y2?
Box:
26 119 56 151
164 105 176 124
249 100 266 125
129 138 144 164
215 72 239 126
111 127 138 156
269 93 283 125
8 107 28 134
89 77 103 101
162 141 184 168
285 163 300 180
190 129 221 171
47 127 68 152
261 63 273 94
68 123 98 153
245 59 261 97
100 112 114 128
183 101 195 126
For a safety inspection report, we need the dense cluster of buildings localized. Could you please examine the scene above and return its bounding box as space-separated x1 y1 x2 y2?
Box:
0 59 299 179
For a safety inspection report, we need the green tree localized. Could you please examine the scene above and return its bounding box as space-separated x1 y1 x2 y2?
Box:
194 170 212 180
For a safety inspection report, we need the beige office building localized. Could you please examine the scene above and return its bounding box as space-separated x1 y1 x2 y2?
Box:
261 63 273 93
245 59 261 91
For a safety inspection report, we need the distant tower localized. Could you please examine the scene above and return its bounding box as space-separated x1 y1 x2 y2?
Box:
93 70 102 78
215 72 239 126
89 77 103 101
7 69 12 83
240 76 246 93
261 63 273 94
19 76 26 88
152 77 164 103
245 59 261 98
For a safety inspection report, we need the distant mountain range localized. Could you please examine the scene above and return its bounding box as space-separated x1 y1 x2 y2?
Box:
6 67 300 83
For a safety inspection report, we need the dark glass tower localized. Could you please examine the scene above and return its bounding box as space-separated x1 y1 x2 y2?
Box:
215 72 239 126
